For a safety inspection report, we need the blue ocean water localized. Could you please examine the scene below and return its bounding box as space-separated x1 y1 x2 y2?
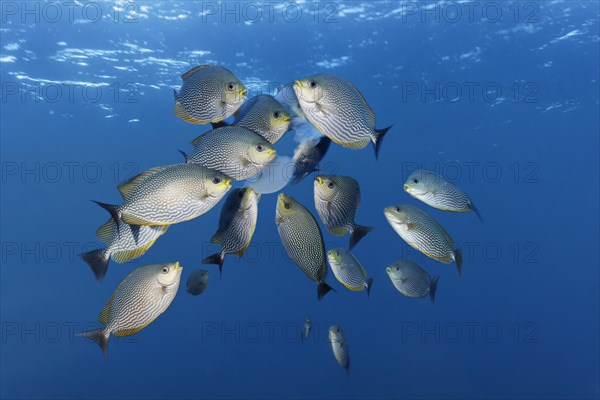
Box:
1 1 599 399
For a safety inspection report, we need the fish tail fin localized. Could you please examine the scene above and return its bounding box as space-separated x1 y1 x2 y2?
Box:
365 277 374 298
470 201 483 222
372 125 393 160
80 248 110 281
349 225 374 250
92 201 121 228
429 275 440 304
317 281 335 301
178 149 189 163
78 329 109 359
202 252 224 276
453 248 463 278
211 121 228 129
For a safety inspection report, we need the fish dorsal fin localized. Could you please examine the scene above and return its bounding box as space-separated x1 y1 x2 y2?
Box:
96 219 116 243
181 65 210 80
111 228 166 263
190 133 207 146
118 166 168 200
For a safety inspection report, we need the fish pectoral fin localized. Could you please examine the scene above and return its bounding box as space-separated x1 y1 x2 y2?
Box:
174 102 209 124
118 166 168 200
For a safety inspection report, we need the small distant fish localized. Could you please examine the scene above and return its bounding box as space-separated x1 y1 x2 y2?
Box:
291 135 331 184
231 94 291 143
329 324 349 373
314 175 373 250
80 218 168 281
404 170 481 220
386 260 439 303
186 269 210 295
202 188 260 274
94 164 231 227
78 262 183 358
186 126 276 181
174 65 247 124
294 74 392 159
302 316 311 343
384 205 463 277
327 248 373 296
276 193 334 300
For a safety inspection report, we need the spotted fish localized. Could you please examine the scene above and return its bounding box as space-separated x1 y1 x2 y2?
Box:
386 260 439 303
185 126 276 181
404 170 482 220
327 248 373 296
80 218 168 281
275 193 334 300
314 175 373 250
229 94 291 143
202 187 260 274
186 269 210 296
329 324 349 373
94 163 231 227
294 74 392 159
79 262 183 358
291 135 331 185
384 205 463 277
174 65 247 124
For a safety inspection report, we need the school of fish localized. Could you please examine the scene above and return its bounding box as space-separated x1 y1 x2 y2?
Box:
79 64 482 374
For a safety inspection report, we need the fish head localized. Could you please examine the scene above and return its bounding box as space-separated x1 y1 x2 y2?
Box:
384 205 410 225
293 75 327 105
404 170 432 196
326 247 347 265
156 262 183 287
276 193 298 220
386 263 402 278
205 170 232 197
268 107 292 139
314 175 338 201
238 187 259 210
328 324 343 341
223 78 247 110
246 139 276 166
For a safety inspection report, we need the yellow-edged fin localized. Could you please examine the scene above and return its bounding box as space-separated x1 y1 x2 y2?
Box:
342 282 364 292
96 219 116 243
410 242 452 264
175 102 208 124
327 226 347 236
211 231 223 245
359 265 368 278
118 166 168 200
113 320 154 337
328 134 370 149
98 283 122 325
121 213 155 226
111 236 160 263
181 64 210 80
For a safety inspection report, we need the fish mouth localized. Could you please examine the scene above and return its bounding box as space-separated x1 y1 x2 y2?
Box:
267 148 276 156
403 184 411 192
173 261 183 271
315 176 324 185
281 114 291 122
239 88 247 97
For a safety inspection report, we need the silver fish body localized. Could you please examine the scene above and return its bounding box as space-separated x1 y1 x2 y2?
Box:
291 136 331 185
384 205 462 277
81 218 168 281
174 65 247 124
404 170 481 220
202 187 260 274
187 126 276 181
233 94 291 143
79 262 183 358
314 175 373 249
387 260 439 303
294 74 392 158
186 269 210 295
275 193 333 300
96 164 231 227
329 324 349 372
327 248 373 296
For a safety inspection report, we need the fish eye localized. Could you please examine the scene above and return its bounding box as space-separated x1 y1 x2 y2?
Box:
284 202 291 210
396 266 400 271
309 80 317 88
256 144 264 152
273 111 280 119
227 83 235 91
395 207 400 212
212 176 222 184
162 267 169 274
413 179 419 183
327 181 334 189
